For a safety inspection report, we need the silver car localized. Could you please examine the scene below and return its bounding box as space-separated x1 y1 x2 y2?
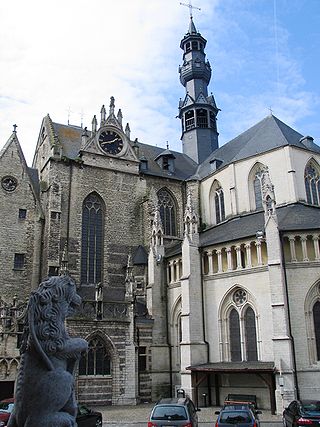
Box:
148 397 199 426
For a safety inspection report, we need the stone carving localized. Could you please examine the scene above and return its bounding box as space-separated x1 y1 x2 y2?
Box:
8 276 88 427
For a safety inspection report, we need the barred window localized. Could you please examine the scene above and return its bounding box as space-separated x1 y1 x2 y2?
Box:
79 338 111 376
81 193 104 285
14 253 25 270
158 189 177 236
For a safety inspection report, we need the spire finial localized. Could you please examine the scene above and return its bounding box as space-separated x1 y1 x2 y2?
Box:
13 124 17 133
166 141 169 149
109 96 115 115
180 0 201 18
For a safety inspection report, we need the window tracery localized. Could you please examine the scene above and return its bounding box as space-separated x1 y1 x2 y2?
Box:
79 337 111 376
157 188 177 236
304 161 320 205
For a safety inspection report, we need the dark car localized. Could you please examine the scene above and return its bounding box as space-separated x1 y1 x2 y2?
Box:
77 404 102 427
0 399 102 427
283 400 320 427
148 397 199 426
215 406 261 427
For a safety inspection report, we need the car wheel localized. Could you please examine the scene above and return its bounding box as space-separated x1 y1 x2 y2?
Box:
95 418 102 427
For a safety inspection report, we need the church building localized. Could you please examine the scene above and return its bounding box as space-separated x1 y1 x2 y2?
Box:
1 16 320 414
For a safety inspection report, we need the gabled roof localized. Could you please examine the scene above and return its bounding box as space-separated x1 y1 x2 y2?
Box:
195 115 320 179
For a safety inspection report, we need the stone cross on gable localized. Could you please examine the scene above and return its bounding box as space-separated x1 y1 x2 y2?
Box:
180 0 201 18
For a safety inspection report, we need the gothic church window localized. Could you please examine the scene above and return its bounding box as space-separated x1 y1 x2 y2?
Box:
305 161 320 205
220 287 259 362
81 193 104 285
210 180 225 225
249 162 266 211
313 301 320 360
79 337 111 376
157 188 177 236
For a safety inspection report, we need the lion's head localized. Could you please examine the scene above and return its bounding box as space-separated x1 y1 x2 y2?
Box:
22 275 82 357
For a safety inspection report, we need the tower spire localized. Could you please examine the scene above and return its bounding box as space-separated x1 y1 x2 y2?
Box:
178 15 219 164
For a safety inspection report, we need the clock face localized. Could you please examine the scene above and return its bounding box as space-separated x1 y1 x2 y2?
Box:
98 130 124 155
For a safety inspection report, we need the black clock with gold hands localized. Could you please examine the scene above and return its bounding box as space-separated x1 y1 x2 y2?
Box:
98 130 124 155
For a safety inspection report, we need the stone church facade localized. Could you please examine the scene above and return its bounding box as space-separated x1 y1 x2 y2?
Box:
1 17 320 413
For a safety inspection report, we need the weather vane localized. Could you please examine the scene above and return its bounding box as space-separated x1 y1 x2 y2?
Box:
180 0 201 18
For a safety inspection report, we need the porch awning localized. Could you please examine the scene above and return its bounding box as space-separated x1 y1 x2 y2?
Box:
186 361 276 373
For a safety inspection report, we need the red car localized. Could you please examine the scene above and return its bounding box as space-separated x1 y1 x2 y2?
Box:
0 398 14 426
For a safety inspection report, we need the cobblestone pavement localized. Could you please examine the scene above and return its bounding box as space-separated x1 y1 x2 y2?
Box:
94 403 282 425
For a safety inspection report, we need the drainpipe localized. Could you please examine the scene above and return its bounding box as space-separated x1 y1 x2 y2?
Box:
279 231 300 400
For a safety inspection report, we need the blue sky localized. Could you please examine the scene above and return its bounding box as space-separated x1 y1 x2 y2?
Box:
0 0 319 165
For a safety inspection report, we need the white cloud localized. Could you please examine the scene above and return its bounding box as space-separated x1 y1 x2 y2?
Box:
0 0 318 164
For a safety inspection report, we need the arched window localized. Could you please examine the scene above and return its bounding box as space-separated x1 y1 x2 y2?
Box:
210 180 225 225
79 337 111 376
219 287 259 362
313 301 320 360
248 163 267 211
245 307 258 361
229 309 241 361
81 193 104 285
157 189 177 236
215 188 225 224
305 161 320 205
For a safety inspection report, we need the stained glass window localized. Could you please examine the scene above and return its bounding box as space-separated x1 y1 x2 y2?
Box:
244 307 258 361
214 187 225 224
229 309 241 362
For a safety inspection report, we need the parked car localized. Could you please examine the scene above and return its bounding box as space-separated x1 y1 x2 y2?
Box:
215 406 261 427
0 398 102 427
283 400 320 427
0 398 14 426
148 397 199 426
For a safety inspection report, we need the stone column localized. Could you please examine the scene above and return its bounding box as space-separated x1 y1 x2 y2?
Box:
245 243 252 268
255 241 263 266
207 250 214 275
288 236 297 262
226 247 233 271
313 236 320 261
301 236 309 262
169 261 175 283
235 245 242 270
217 249 223 273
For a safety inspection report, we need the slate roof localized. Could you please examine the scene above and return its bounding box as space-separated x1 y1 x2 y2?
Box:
200 203 320 247
50 122 198 181
136 141 197 180
194 115 320 180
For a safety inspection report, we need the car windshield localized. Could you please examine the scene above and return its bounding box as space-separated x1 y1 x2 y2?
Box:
152 405 188 420
301 402 320 415
220 411 252 424
0 402 14 413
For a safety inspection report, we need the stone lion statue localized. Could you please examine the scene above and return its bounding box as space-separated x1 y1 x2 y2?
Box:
8 275 88 427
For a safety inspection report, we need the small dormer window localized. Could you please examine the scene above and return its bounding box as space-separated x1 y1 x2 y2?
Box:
154 150 176 174
140 158 148 172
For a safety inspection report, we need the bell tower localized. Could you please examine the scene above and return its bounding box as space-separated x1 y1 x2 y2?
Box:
178 16 219 164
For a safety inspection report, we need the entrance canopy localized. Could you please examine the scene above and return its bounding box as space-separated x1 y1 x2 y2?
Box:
186 361 277 414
